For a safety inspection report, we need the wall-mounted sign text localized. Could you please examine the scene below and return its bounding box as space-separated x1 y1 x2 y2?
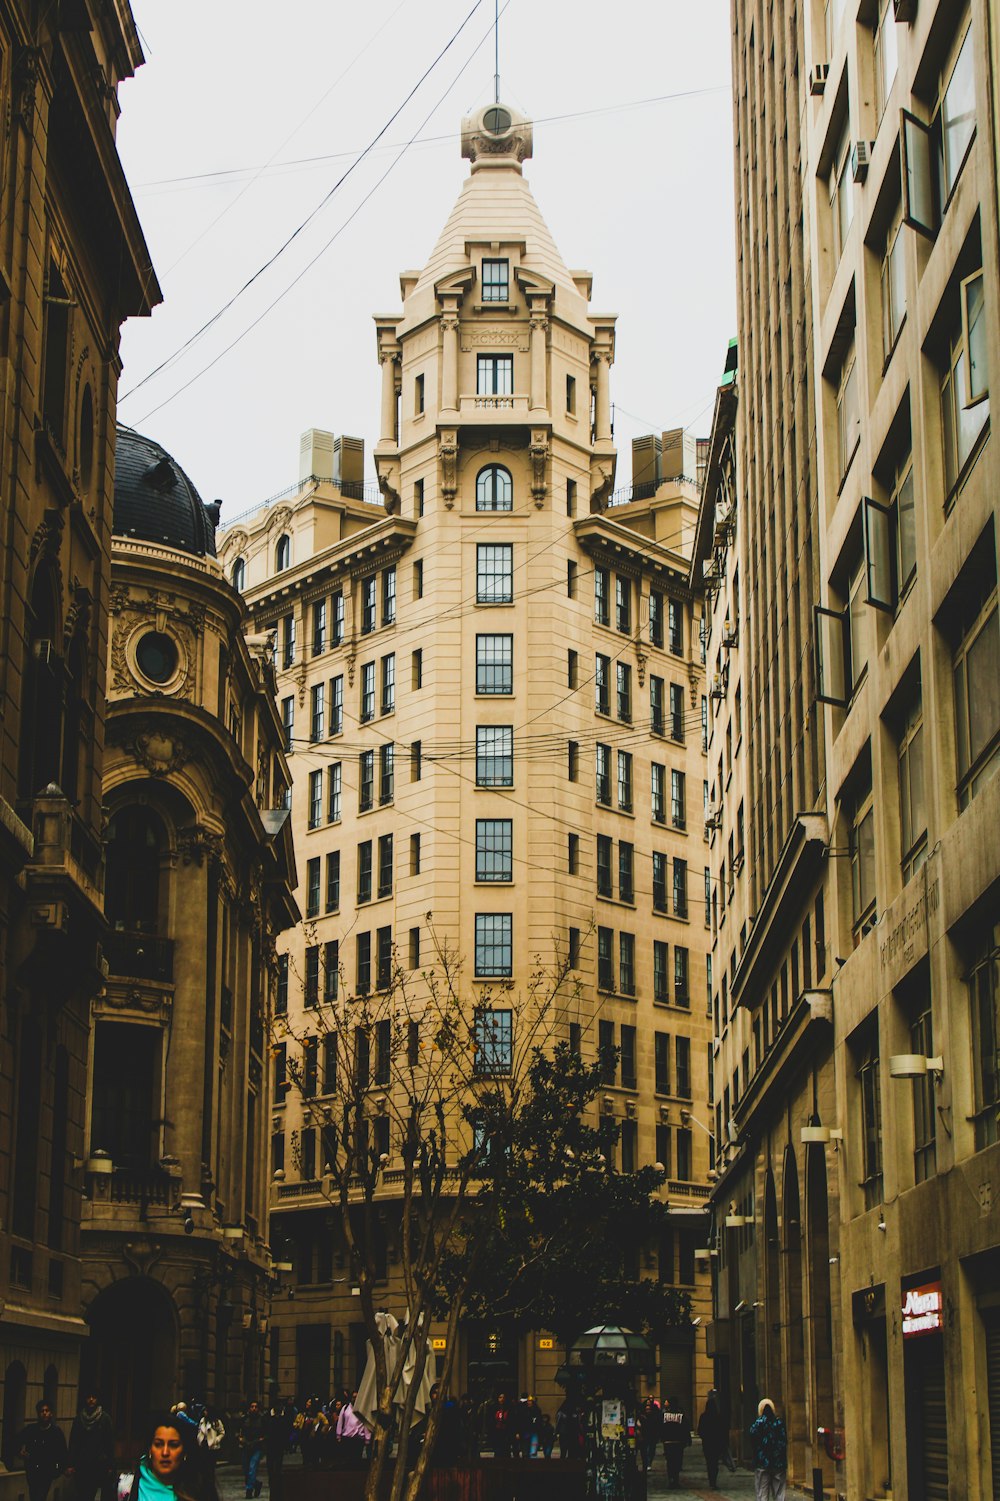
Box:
901 1281 942 1338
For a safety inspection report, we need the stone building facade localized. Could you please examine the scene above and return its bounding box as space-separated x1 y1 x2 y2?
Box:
0 1 158 1482
78 430 297 1453
697 0 1000 1495
220 104 715 1415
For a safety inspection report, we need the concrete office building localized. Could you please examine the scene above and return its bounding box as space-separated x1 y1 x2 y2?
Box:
0 3 158 1484
220 103 715 1413
696 1 1000 1496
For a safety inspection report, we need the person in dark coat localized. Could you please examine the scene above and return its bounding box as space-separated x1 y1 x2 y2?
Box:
660 1396 690 1488
489 1394 512 1459
239 1401 265 1498
264 1399 294 1501
637 1399 660 1472
18 1402 68 1501
697 1392 726 1488
67 1394 115 1501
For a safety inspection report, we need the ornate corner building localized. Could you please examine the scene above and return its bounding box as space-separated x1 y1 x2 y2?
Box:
0 1 159 1479
221 104 716 1413
695 1 1000 1496
78 431 298 1451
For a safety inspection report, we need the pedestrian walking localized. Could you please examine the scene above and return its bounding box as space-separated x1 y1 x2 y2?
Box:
17 1402 68 1501
637 1399 660 1473
335 1393 370 1464
660 1396 690 1488
263 1399 293 1501
238 1401 265 1498
67 1393 115 1501
697 1392 726 1489
749 1398 787 1501
489 1394 512 1460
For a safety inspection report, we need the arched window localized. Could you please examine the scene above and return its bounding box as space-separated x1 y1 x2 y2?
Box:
231 557 246 591
275 534 291 571
476 465 513 512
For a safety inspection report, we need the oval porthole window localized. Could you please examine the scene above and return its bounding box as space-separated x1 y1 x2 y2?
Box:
135 631 179 684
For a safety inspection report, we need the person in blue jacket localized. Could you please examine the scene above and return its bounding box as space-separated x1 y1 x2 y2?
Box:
749 1398 787 1501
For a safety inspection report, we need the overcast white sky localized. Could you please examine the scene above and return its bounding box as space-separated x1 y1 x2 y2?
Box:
115 0 736 517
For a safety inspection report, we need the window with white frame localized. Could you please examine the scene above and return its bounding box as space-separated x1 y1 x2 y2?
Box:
308 770 322 830
382 566 396 626
651 762 666 823
671 770 686 829
360 662 375 723
330 675 344 735
616 576 631 634
310 683 325 742
379 743 394 805
594 566 610 626
327 761 342 823
359 750 375 813
380 653 395 714
595 653 611 714
332 590 344 645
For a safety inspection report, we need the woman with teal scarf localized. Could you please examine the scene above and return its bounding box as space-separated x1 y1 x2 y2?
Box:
129 1416 217 1501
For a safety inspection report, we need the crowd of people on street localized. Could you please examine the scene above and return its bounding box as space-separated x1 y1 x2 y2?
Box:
13 1386 790 1501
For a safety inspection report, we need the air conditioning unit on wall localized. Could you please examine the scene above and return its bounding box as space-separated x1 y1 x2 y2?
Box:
809 63 830 96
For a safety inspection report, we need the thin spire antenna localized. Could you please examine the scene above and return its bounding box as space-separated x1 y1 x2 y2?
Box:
494 0 500 102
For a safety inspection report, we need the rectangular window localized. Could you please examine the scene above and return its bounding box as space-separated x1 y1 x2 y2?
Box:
412 649 423 690
382 566 396 626
282 613 296 669
276 953 289 1016
359 750 375 812
941 270 990 494
874 0 899 120
652 851 668 913
650 590 664 648
598 1018 616 1085
669 683 684 742
655 1124 672 1175
858 1040 884 1209
310 683 325 742
308 769 323 830
596 743 611 805
476 725 513 786
704 867 712 927
595 653 611 715
617 750 633 811
331 590 344 645
325 850 341 912
596 835 613 898
617 662 632 722
477 543 513 604
674 947 689 1008
675 1036 691 1099
411 740 422 781
361 576 377 635
616 576 631 634
597 927 614 992
329 675 344 735
653 941 669 1004
568 739 579 782
838 344 860 479
376 927 392 990
618 841 634 903
357 841 373 904
655 1032 671 1094
475 914 513 977
356 1026 371 1090
619 933 636 996
830 114 854 265
415 373 425 415
567 648 579 690
620 1023 637 1087
567 479 577 517
568 927 580 969
651 762 666 823
849 776 877 939
671 770 686 829
567 559 578 598
566 374 577 414
356 933 371 996
274 1043 287 1101
673 858 688 919
377 833 394 899
897 692 927 882
304 947 319 1008
409 927 420 970
361 661 376 723
322 942 339 1002
969 921 1000 1148
312 599 327 656
281 696 294 753
322 1030 338 1092
477 818 513 882
477 634 513 694
881 201 906 360
414 557 424 596
380 653 395 714
594 566 610 627
676 1127 693 1181
379 743 394 804
410 832 421 875
650 676 665 736
911 995 937 1182
568 832 580 874
305 857 321 918
474 1008 513 1074
482 258 509 302
477 354 513 395
327 761 342 822
668 599 683 656
952 559 999 809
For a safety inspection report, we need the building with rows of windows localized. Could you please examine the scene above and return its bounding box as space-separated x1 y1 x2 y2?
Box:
694 1 1000 1496
219 102 715 1413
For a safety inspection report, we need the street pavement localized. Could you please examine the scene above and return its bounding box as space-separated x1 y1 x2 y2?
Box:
214 1450 761 1501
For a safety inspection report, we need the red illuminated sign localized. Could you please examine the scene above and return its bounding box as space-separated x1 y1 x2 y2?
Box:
901 1281 943 1338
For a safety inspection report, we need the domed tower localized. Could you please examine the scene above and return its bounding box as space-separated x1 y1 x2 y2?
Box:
80 428 297 1440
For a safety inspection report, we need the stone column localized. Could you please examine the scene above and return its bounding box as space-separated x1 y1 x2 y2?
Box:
170 831 214 1202
529 313 548 413
594 351 612 442
379 352 398 444
441 312 459 414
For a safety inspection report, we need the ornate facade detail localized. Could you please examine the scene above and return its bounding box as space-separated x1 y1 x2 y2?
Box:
529 431 549 509
590 462 615 513
64 583 93 652
439 431 459 508
14 46 40 128
30 508 64 565
132 726 190 776
122 1241 164 1279
377 470 400 515
100 985 173 1021
176 824 224 868
634 639 648 688
460 329 529 351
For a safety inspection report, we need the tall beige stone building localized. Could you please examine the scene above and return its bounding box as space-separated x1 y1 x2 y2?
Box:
696 0 1000 1496
0 1 158 1481
220 104 714 1414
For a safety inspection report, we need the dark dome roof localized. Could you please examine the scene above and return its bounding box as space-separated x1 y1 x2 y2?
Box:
113 426 220 558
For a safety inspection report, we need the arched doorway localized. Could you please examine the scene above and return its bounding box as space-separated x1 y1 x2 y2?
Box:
82 1279 177 1456
782 1147 807 1479
806 1145 835 1486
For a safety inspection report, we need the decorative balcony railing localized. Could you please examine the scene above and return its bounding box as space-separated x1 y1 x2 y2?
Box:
105 929 174 983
